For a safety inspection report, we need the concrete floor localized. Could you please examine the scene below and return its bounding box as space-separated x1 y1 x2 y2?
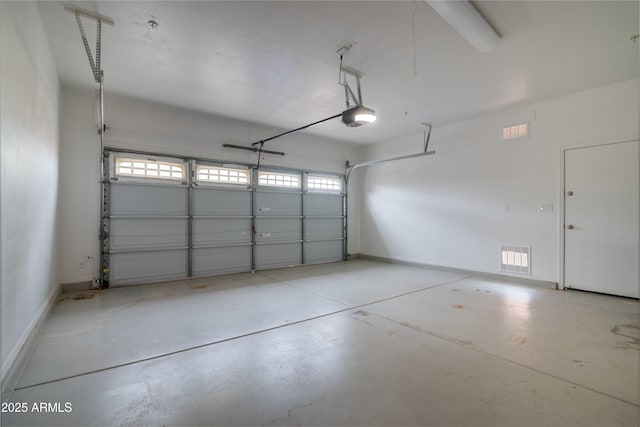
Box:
2 260 639 426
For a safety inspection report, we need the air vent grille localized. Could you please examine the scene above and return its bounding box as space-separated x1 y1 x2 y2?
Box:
503 122 529 140
501 245 530 275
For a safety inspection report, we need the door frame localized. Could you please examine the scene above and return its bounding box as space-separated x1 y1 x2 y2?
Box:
559 138 639 291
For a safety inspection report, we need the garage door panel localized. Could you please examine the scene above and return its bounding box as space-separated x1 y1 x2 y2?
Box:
305 240 343 263
255 218 301 242
255 192 301 216
193 219 251 245
106 152 346 285
110 218 188 250
110 184 187 216
304 218 343 240
306 194 342 216
193 246 252 276
193 188 251 216
256 243 302 269
110 250 188 286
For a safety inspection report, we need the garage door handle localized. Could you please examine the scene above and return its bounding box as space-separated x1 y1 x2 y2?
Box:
567 224 574 230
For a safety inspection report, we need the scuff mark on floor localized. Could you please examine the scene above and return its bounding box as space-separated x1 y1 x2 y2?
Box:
398 321 472 347
612 324 639 350
571 359 584 367
42 325 98 338
97 298 147 324
453 304 464 309
611 324 639 341
287 394 324 418
350 310 373 326
512 336 527 346
59 291 100 302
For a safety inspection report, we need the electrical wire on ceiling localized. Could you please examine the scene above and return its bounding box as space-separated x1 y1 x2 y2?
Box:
257 141 265 169
336 49 356 111
338 54 352 111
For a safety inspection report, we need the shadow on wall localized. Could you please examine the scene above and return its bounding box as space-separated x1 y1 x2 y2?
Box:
358 168 390 259
357 143 555 277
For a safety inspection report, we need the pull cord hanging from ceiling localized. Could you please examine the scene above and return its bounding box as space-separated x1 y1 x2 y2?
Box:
65 5 114 289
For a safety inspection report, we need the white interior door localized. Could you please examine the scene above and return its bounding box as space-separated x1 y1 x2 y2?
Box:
564 141 639 298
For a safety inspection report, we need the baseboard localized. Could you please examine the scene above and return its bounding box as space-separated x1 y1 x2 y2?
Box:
1 284 61 395
356 254 558 290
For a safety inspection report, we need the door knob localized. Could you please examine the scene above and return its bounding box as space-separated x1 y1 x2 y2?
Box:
567 191 574 196
567 224 574 229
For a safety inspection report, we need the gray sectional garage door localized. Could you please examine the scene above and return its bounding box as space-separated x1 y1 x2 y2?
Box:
254 187 303 269
103 151 345 287
108 181 189 285
304 192 344 264
192 187 253 276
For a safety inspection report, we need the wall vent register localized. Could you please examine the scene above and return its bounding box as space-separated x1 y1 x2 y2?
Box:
503 122 529 140
501 245 530 274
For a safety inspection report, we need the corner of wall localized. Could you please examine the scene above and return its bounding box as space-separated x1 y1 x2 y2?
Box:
1 284 61 395
0 1 62 392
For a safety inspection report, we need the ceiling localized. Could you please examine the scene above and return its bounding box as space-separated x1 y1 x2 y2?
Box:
38 1 639 145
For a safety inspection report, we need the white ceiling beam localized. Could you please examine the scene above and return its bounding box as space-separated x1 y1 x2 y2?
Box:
425 1 500 52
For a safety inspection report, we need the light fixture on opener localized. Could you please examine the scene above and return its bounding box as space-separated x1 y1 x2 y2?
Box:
342 105 376 127
221 45 378 151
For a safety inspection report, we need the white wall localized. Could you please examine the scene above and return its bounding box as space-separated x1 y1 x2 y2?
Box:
1 2 60 377
356 79 639 282
58 88 360 283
